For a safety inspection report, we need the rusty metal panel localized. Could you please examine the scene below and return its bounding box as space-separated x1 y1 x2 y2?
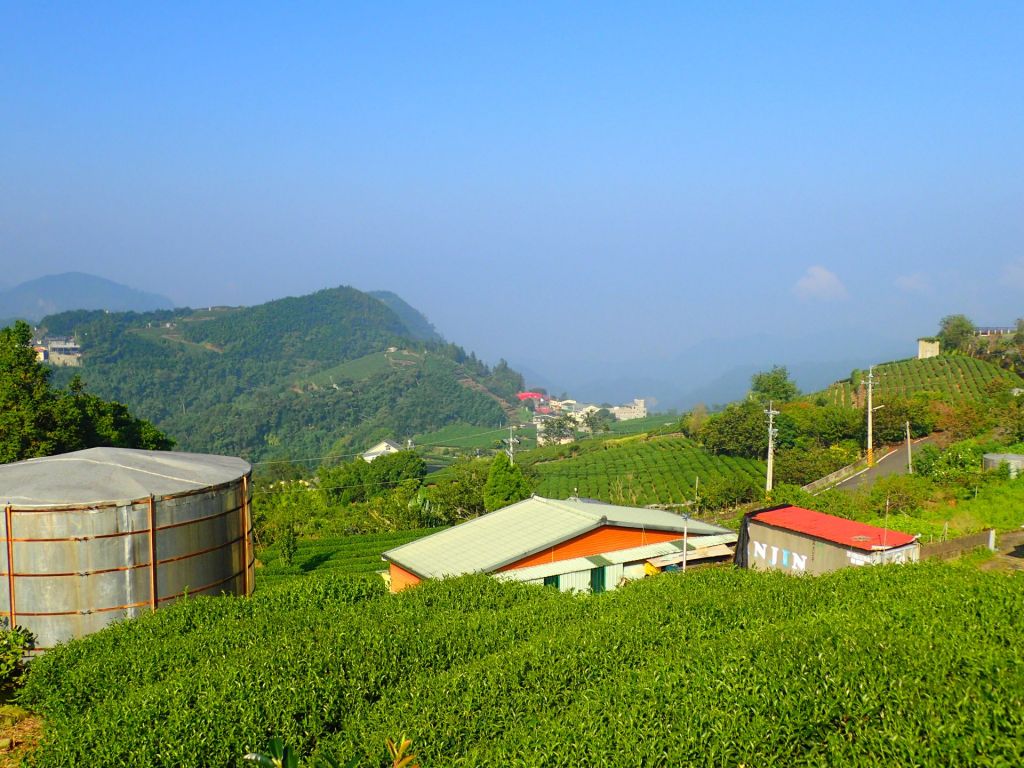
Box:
12 502 149 539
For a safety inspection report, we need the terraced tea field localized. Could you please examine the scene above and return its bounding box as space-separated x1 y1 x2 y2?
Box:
817 355 1022 407
257 527 442 588
519 435 764 505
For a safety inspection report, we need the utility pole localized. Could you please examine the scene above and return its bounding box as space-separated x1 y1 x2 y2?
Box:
765 400 779 493
905 421 913 474
866 366 875 466
506 425 517 465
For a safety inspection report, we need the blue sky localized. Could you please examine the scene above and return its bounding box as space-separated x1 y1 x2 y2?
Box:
2 3 1022 398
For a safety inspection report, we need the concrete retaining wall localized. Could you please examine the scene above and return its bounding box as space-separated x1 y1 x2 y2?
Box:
921 529 996 561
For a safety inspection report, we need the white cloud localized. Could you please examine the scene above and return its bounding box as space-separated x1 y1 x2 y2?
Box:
895 272 932 294
793 266 848 301
1003 259 1024 290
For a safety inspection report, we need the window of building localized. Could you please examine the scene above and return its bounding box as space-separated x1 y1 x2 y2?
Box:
543 574 559 589
590 567 606 594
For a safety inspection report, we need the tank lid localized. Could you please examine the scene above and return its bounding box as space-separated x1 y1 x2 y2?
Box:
0 448 251 507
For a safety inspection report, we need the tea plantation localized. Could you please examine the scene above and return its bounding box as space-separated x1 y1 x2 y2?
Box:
819 355 1023 407
520 435 764 504
256 527 441 589
20 563 1023 767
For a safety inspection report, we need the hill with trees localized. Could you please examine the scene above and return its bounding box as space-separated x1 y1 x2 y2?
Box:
38 286 524 463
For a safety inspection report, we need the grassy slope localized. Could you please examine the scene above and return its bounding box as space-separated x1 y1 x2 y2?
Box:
21 563 1024 767
862 474 1024 540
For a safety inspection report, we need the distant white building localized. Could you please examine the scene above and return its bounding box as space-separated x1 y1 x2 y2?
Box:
610 398 647 421
917 339 940 359
361 440 403 462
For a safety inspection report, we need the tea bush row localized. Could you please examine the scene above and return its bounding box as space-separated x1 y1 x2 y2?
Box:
21 563 1024 767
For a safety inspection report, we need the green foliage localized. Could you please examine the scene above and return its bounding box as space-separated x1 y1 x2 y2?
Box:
0 320 59 461
749 364 800 404
0 320 172 463
699 400 773 458
696 473 760 512
914 440 984 484
773 442 858 486
937 313 976 353
0 623 34 687
482 453 532 512
318 452 426 506
421 458 490 523
539 413 576 444
19 565 1024 767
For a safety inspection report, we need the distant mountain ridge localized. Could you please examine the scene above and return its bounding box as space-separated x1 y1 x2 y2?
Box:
0 272 175 323
40 285 524 463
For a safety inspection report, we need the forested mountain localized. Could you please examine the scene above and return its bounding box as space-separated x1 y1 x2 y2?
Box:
40 286 524 462
0 272 174 322
368 291 443 342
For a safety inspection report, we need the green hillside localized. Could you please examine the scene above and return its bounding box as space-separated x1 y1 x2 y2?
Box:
518 433 764 506
817 355 1023 407
40 287 523 462
21 564 1024 767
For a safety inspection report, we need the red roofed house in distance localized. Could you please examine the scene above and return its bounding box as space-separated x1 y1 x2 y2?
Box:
735 505 920 575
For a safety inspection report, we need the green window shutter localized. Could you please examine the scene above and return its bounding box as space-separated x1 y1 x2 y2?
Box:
590 567 606 594
543 575 559 589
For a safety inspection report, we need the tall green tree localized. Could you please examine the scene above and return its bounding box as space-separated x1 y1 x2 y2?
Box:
483 452 532 512
423 458 490 523
0 321 59 462
750 365 800 404
937 314 976 353
0 320 172 463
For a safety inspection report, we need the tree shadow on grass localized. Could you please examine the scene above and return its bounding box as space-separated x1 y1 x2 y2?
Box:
299 551 337 573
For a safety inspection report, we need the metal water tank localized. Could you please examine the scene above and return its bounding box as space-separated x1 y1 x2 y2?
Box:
0 447 253 651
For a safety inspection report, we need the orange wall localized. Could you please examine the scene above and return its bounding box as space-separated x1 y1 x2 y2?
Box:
498 525 682 571
389 563 422 592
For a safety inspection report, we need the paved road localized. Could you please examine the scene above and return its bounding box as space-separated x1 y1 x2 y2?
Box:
835 436 936 491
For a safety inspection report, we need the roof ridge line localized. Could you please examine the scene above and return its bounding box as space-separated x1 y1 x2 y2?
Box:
535 496 603 522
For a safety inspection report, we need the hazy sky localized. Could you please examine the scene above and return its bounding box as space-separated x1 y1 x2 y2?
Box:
3 3 1022 375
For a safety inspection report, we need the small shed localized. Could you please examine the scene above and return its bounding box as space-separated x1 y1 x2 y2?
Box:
382 496 734 592
735 505 919 575
982 453 1024 479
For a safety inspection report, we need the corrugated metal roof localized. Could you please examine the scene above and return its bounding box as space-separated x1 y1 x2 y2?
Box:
0 447 251 507
751 505 916 551
383 496 731 578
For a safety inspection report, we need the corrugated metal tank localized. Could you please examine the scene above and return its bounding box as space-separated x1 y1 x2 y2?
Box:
0 447 253 651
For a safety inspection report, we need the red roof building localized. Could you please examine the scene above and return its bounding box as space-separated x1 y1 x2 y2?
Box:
737 505 920 575
517 392 546 401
